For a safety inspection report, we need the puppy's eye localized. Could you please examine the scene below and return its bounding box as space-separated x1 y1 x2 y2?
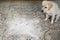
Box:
45 7 47 8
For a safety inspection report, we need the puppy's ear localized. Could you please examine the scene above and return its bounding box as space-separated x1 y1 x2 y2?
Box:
48 3 53 10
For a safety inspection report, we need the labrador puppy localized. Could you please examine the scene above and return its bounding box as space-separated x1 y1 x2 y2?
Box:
41 0 60 24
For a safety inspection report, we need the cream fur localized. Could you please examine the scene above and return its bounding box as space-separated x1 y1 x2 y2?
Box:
42 1 60 24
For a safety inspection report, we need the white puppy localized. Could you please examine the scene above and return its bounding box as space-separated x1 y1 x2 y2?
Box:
41 0 60 24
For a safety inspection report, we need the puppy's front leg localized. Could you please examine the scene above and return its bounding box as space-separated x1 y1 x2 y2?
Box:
55 15 59 22
51 15 55 24
44 14 49 21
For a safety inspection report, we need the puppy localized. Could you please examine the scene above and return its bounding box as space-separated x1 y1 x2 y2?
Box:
41 0 60 24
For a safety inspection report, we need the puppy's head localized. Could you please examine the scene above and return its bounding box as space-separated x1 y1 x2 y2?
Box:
41 1 53 13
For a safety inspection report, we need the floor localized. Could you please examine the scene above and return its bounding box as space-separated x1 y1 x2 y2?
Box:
0 1 60 40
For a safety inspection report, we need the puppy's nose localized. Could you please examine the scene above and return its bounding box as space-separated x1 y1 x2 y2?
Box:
41 10 43 13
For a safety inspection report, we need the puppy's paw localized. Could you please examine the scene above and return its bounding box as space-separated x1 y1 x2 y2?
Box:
51 21 53 24
55 19 58 22
55 20 57 22
44 18 47 21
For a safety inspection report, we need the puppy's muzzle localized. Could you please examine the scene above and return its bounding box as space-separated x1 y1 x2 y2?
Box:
41 10 44 13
